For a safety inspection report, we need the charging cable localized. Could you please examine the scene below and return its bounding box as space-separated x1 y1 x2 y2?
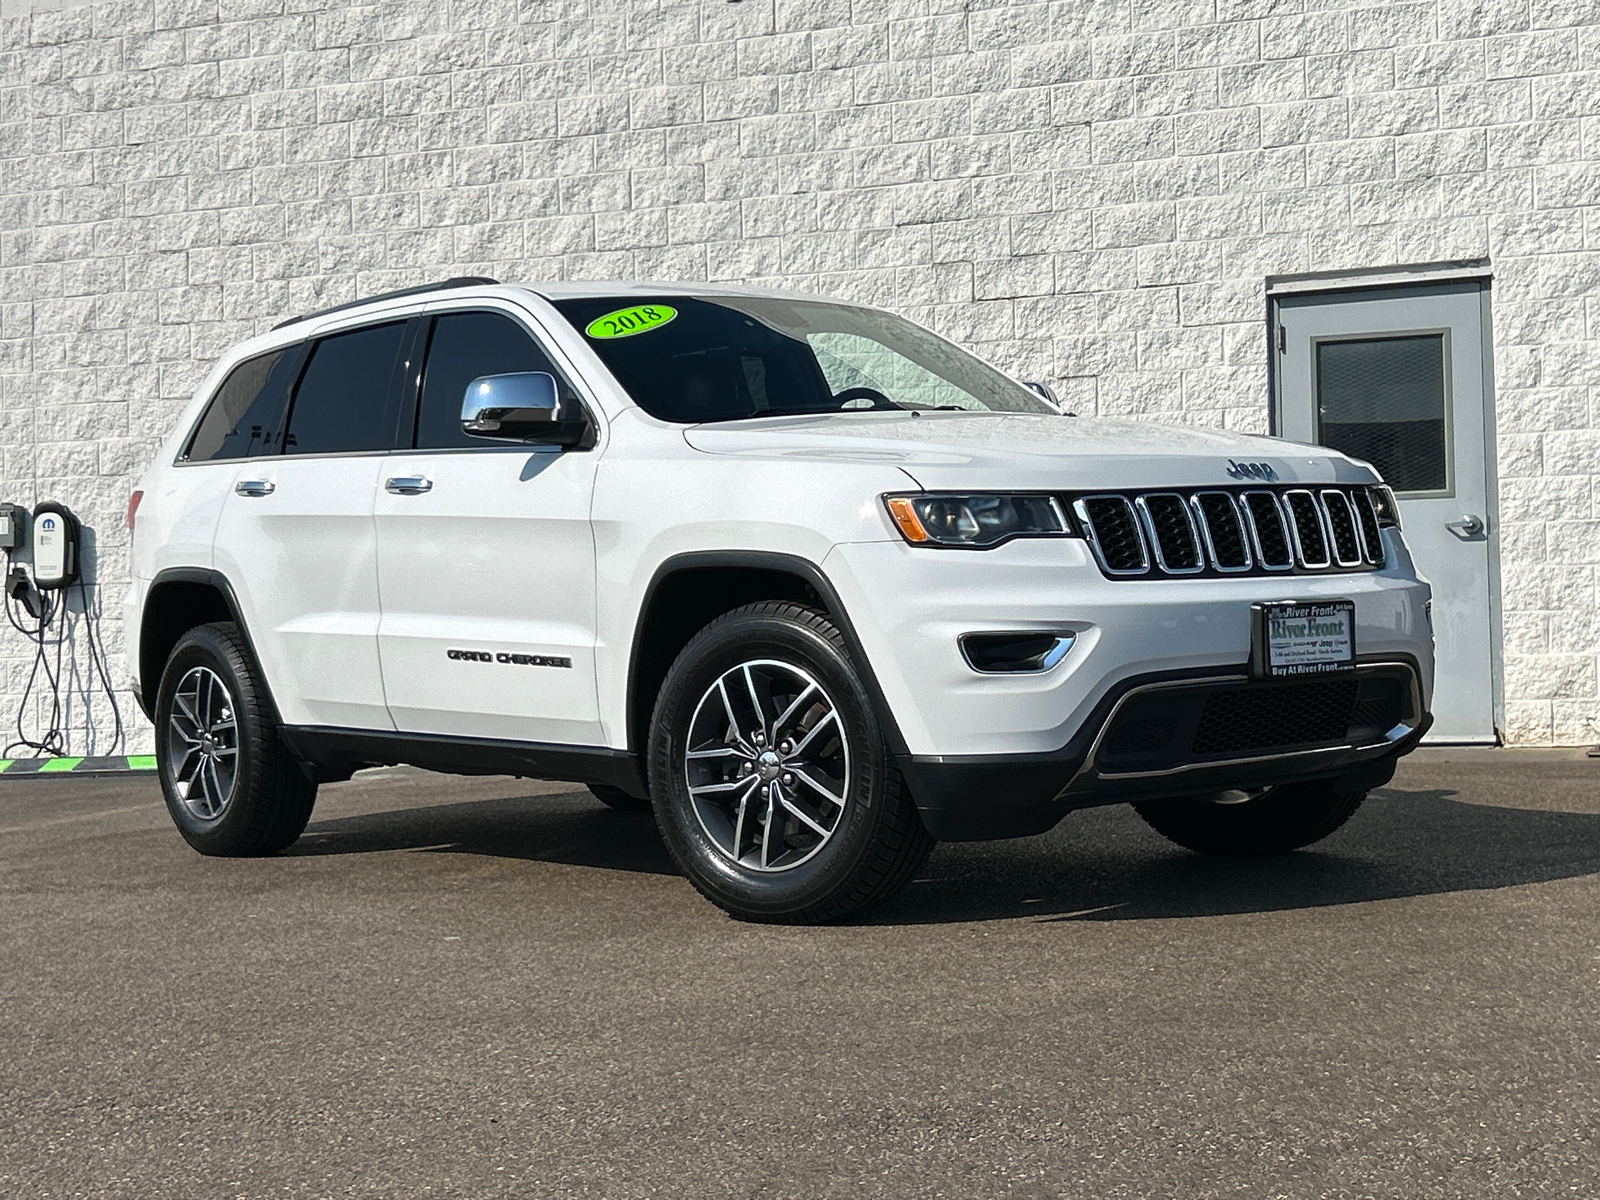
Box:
2 510 124 759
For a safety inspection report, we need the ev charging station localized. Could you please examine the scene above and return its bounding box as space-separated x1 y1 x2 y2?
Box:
0 499 124 762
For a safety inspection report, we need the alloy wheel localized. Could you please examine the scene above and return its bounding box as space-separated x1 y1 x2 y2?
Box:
165 666 239 820
682 658 851 872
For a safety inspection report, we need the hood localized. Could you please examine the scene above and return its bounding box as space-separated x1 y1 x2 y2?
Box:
682 411 1377 491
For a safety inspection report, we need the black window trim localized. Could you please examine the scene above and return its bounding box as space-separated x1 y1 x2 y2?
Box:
176 299 606 468
400 303 601 453
177 340 310 466
276 316 417 460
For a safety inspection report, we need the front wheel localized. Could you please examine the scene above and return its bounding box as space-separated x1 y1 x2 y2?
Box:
1134 778 1368 856
648 602 934 924
155 622 317 856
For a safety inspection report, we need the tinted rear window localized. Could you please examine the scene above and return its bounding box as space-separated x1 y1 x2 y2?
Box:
415 312 573 450
185 347 301 461
283 322 407 455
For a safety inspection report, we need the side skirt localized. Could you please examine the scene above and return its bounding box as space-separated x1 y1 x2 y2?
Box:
278 726 645 794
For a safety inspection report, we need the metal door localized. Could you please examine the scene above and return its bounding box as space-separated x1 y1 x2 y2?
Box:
1274 281 1498 742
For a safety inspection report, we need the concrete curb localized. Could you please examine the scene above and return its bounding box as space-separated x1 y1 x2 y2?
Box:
0 756 157 778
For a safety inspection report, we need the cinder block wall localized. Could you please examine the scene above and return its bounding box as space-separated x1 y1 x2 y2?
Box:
1 0 1597 752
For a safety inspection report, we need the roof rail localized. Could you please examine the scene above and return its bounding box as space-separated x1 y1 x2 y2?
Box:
272 276 500 331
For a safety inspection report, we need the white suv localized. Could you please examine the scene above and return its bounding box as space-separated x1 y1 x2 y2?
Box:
126 278 1434 923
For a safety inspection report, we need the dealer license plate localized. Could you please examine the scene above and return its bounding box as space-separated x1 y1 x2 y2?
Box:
1257 600 1356 677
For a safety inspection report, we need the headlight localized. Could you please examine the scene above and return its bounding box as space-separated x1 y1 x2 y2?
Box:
884 494 1070 548
1368 484 1402 529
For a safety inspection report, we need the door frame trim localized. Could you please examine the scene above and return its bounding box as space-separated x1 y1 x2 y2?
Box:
1267 275 1503 744
1266 258 1493 297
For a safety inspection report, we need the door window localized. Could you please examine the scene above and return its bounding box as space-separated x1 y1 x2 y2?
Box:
185 345 303 461
1314 334 1449 495
414 311 575 450
283 322 407 455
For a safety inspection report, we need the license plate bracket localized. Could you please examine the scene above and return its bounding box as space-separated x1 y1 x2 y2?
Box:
1250 600 1357 679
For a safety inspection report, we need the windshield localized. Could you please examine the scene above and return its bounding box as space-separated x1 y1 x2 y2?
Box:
552 295 1056 423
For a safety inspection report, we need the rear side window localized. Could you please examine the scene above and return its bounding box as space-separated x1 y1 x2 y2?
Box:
283 322 407 456
185 347 301 461
414 311 576 450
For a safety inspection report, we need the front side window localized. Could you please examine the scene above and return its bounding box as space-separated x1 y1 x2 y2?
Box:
552 296 1053 424
414 311 579 450
283 322 407 456
185 346 302 461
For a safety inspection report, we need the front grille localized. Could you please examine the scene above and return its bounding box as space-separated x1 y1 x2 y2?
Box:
1094 668 1411 775
1283 490 1329 567
1193 492 1250 571
1241 490 1293 569
1321 490 1363 566
1078 495 1148 574
1071 485 1386 579
1138 493 1202 572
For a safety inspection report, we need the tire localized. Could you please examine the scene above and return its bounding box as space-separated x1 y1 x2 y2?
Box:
588 783 651 812
155 621 317 856
648 601 935 924
1134 779 1368 857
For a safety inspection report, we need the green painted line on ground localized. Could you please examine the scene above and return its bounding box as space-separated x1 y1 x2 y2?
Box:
0 755 164 776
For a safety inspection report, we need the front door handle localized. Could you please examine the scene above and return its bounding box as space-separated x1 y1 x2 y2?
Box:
234 480 275 497
1445 513 1485 538
385 476 433 495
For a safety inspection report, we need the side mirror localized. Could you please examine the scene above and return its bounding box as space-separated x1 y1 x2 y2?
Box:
1022 380 1060 408
461 372 587 446
1022 380 1076 417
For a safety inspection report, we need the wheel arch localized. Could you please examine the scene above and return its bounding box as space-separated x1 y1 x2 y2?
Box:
140 568 273 722
624 552 910 792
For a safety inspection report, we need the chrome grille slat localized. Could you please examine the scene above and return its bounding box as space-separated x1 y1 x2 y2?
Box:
1352 488 1386 566
1070 485 1382 579
1283 490 1331 569
1135 493 1204 574
1320 489 1364 567
1190 492 1252 572
1074 495 1149 575
1240 491 1294 571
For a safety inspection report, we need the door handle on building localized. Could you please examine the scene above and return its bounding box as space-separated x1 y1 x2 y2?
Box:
234 480 275 497
385 476 433 495
1445 514 1484 538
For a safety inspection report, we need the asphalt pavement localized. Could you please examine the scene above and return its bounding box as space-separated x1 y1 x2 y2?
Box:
2 748 1598 1198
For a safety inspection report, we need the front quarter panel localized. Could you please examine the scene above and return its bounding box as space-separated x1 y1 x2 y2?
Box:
590 410 908 748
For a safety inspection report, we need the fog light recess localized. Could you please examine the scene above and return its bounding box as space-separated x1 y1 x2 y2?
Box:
960 632 1075 674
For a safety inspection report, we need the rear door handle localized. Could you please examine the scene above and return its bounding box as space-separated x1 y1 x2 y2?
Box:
1445 514 1484 538
385 476 433 495
234 480 275 497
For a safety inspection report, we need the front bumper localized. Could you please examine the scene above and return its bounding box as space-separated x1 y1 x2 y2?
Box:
900 658 1431 840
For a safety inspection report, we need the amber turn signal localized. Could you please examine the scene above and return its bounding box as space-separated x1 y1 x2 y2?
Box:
884 496 929 543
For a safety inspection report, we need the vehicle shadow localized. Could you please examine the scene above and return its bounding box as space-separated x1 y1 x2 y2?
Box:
285 784 1600 924
287 791 681 877
873 787 1600 925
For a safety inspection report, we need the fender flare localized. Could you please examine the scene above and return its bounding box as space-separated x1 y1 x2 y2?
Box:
140 566 274 721
623 550 911 762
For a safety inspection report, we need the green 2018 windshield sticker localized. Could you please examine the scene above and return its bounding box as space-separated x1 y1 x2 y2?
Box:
585 304 677 339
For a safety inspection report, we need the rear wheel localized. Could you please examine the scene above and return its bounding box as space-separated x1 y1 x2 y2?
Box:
155 622 317 856
1134 778 1367 856
648 602 934 924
